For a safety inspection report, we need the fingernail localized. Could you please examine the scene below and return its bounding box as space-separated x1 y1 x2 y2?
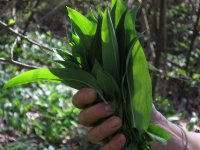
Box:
109 117 121 128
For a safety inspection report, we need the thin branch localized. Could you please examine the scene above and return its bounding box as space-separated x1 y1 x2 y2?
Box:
0 20 54 52
0 58 39 69
10 38 18 60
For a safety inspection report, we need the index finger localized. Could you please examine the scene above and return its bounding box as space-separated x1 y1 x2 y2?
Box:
72 88 97 109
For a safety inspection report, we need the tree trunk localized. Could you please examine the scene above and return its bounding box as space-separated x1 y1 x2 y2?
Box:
152 0 167 99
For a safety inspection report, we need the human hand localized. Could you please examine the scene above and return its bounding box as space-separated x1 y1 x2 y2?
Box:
72 88 161 150
72 88 126 150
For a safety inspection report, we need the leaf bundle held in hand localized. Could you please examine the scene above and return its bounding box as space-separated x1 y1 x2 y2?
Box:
3 0 170 149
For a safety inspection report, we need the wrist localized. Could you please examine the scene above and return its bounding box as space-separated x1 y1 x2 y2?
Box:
150 106 188 150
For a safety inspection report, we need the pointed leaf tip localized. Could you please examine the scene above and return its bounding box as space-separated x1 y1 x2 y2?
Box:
67 6 97 36
2 68 62 89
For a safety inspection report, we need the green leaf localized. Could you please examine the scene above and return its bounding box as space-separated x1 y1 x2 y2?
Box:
121 34 144 105
67 7 97 36
126 32 145 71
110 1 117 29
116 10 127 77
110 0 126 29
50 68 107 103
87 8 97 23
124 4 140 46
67 7 97 69
53 60 80 69
90 16 103 65
91 60 103 77
101 9 120 83
8 18 15 25
120 4 141 78
178 69 187 77
147 124 171 145
111 0 117 8
114 0 126 28
193 73 200 80
122 33 144 80
3 68 107 103
70 34 90 70
129 41 152 131
2 68 62 89
97 69 120 101
54 48 79 65
97 6 104 17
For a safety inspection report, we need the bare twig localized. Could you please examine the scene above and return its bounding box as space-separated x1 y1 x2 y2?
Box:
0 58 39 69
0 20 54 52
10 38 18 60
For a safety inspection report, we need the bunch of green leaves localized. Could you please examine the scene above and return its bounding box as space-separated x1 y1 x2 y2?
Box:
3 0 170 149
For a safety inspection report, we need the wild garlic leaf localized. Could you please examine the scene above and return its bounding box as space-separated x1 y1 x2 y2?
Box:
67 7 97 36
110 1 117 29
53 60 80 69
87 8 97 23
111 0 126 29
147 124 171 145
91 60 103 77
97 69 120 101
111 0 117 8
124 4 140 46
102 9 120 83
114 0 126 28
121 35 142 102
50 68 107 103
130 41 152 131
3 68 62 89
97 6 104 17
70 34 90 70
70 34 84 57
89 16 103 66
55 49 79 65
67 7 97 66
124 32 145 77
116 11 126 77
62 80 86 90
50 68 98 89
71 22 93 57
3 68 107 103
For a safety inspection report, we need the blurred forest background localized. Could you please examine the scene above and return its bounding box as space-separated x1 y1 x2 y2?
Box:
0 0 199 149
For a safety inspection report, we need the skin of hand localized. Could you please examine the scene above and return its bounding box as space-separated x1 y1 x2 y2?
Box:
72 88 125 150
72 88 200 150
